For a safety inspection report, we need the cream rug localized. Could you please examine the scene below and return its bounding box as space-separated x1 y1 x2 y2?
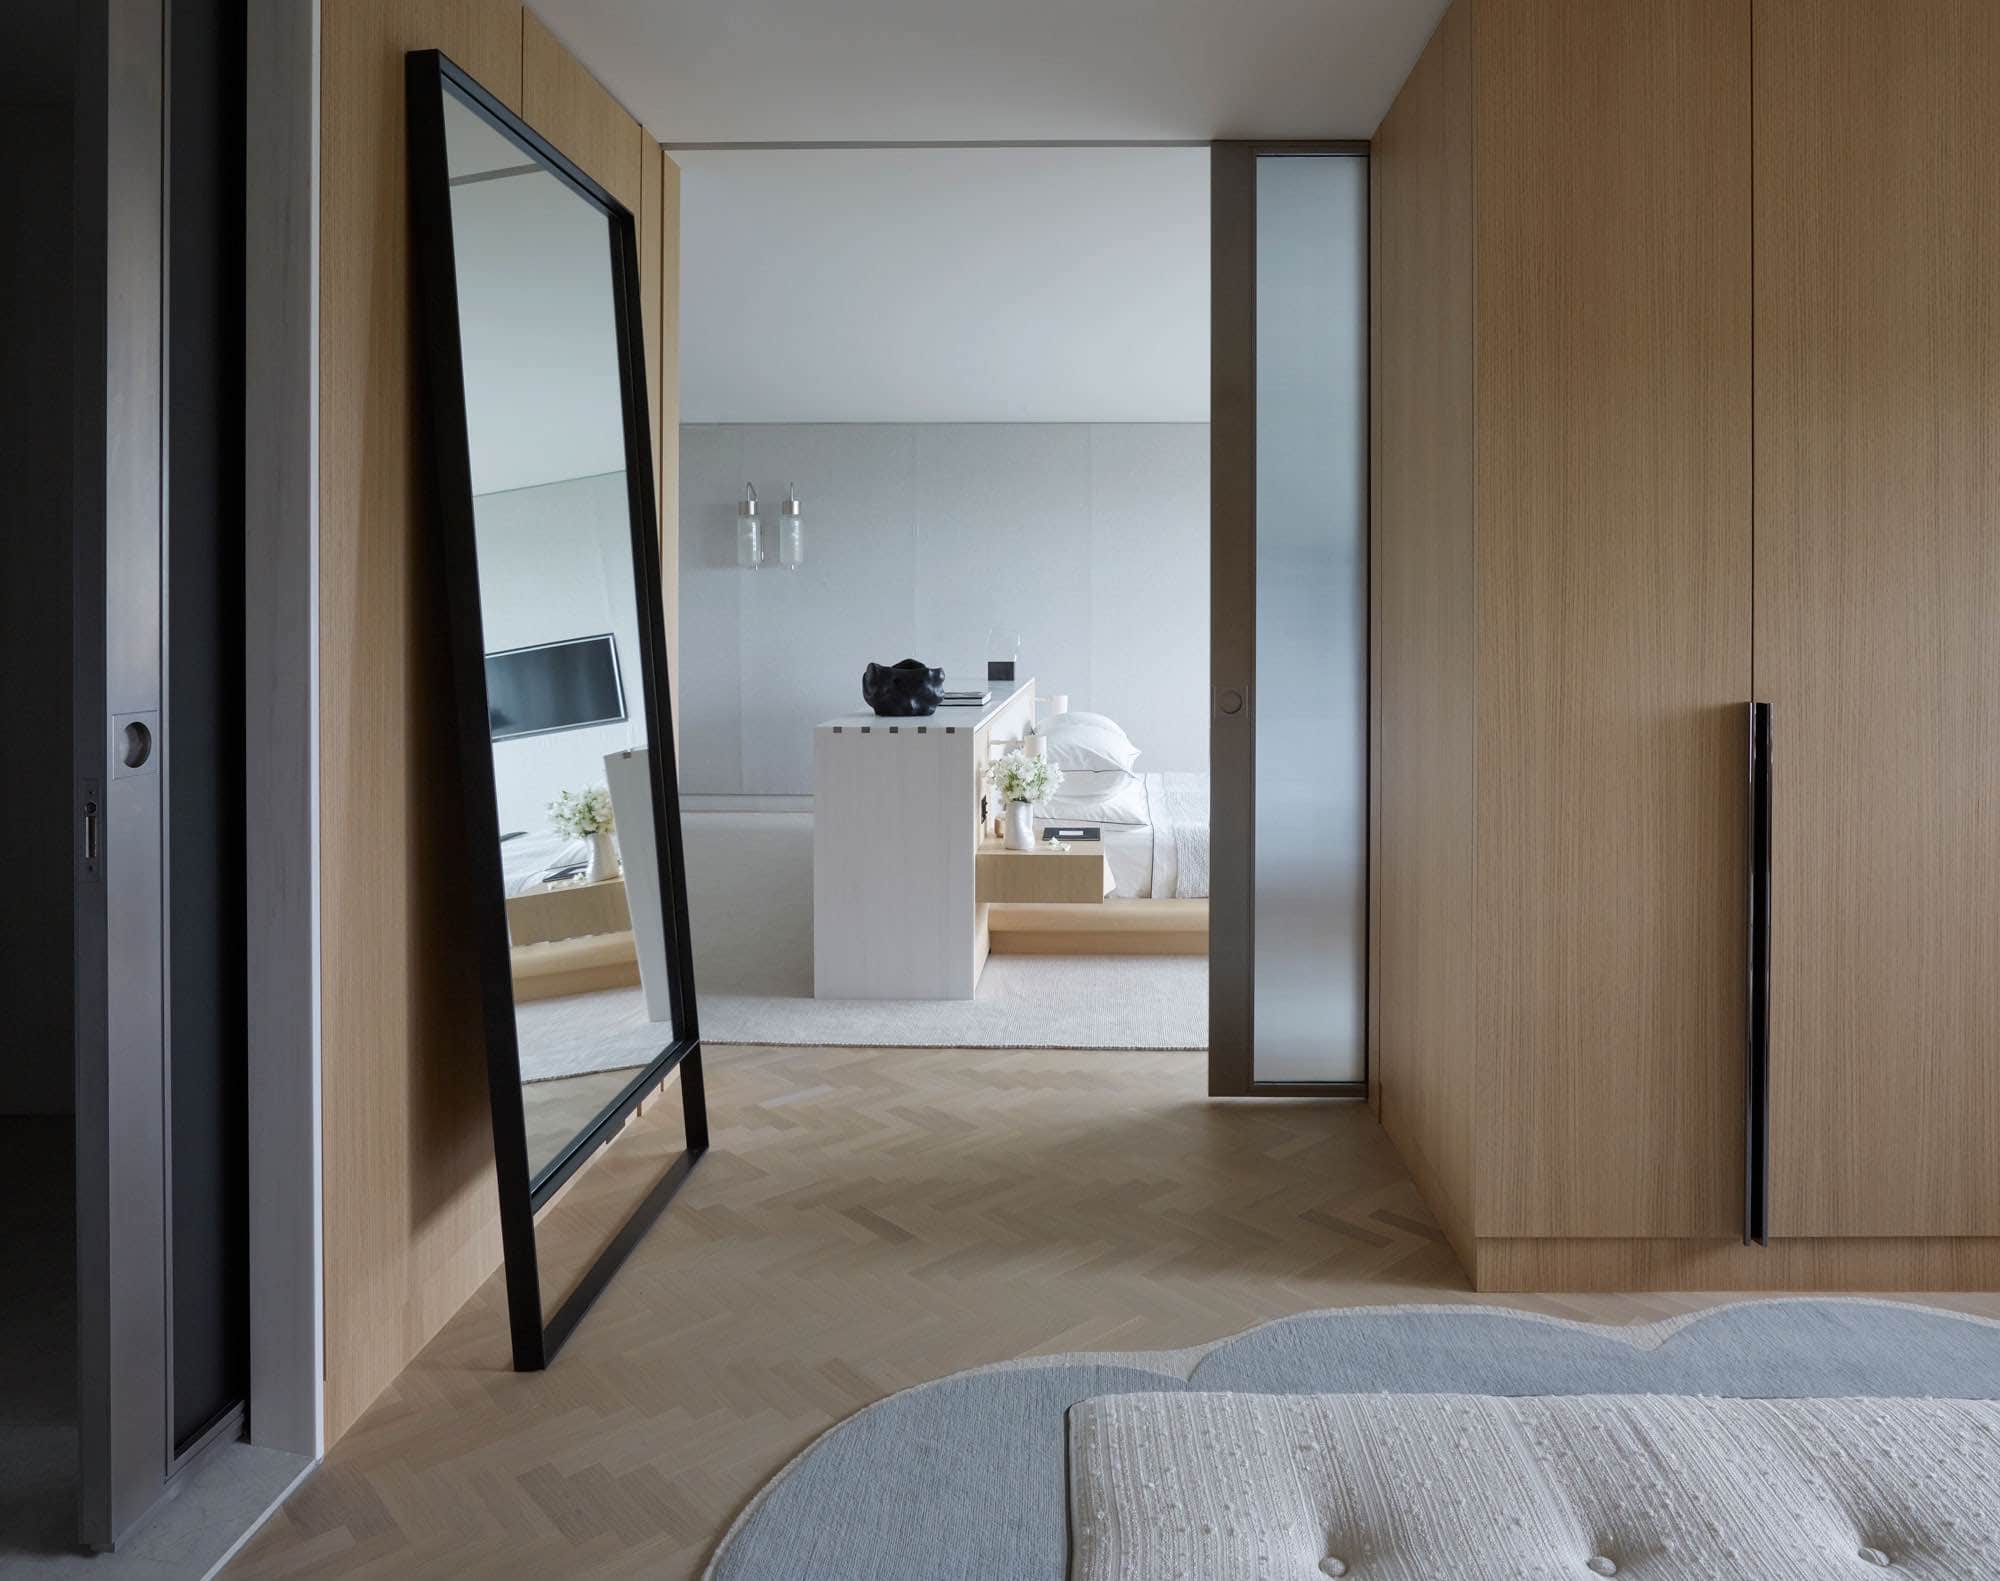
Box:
515 956 1205 1080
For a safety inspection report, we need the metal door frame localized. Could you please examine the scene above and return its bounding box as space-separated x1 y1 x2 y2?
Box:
74 0 324 1548
73 0 171 1546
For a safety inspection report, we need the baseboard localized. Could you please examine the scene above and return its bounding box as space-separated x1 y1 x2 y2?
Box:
1476 1236 2000 1293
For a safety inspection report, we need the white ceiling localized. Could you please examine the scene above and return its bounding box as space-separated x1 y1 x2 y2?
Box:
678 147 1209 424
526 0 1447 144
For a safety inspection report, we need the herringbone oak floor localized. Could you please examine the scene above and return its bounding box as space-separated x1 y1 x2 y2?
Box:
226 1044 2000 1579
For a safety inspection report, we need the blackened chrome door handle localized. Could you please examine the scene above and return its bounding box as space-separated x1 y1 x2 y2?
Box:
1745 702 1772 1246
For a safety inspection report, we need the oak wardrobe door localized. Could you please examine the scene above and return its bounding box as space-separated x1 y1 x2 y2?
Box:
1472 0 1754 1238
1754 0 2000 1237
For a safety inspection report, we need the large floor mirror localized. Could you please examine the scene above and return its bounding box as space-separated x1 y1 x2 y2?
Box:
407 49 708 1371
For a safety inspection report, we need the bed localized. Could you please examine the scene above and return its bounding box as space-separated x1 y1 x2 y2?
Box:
989 769 1210 956
1089 771 1209 900
498 828 593 895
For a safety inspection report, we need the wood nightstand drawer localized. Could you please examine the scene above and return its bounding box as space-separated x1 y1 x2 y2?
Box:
975 837 1109 904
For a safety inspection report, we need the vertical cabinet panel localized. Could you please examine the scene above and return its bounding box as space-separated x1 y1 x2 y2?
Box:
1755 0 2000 1236
1473 0 1753 1236
1372 0 1477 1248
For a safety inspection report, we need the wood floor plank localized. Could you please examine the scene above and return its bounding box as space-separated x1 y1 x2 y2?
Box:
227 1044 2000 1579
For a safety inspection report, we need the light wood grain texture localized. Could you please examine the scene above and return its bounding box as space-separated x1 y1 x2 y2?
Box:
509 932 642 1002
505 877 632 946
1479 1236 2000 1293
1753 0 2000 1237
1371 0 1479 1254
319 0 675 1447
521 10 640 210
1473 0 1752 1238
987 899 1208 956
522 1066 640 1182
975 837 1108 904
318 0 525 1450
229 1042 2000 1581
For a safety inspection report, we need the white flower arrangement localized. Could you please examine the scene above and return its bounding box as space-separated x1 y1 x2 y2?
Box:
986 749 1064 807
549 784 615 838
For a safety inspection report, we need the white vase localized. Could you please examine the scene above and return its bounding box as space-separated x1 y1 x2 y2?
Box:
584 829 618 883
1004 800 1036 851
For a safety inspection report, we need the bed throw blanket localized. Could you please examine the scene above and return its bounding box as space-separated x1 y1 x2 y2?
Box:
1069 1389 1999 1579
1150 772 1210 899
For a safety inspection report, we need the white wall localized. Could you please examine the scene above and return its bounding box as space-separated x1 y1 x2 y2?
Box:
677 147 1209 424
446 97 627 495
675 149 1211 801
678 422 1209 796
474 471 651 833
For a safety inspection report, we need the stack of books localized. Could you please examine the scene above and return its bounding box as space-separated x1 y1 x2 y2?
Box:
938 683 991 707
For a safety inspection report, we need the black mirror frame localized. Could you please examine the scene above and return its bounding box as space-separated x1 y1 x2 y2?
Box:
405 47 708 1372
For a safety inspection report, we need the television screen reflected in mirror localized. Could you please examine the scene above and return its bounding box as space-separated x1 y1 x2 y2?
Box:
441 85 676 1199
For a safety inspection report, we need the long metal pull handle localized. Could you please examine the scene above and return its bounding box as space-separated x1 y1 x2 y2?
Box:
1745 702 1773 1246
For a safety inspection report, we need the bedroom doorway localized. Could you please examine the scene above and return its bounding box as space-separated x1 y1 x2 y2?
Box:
638 143 1216 1057
1208 144 1370 1096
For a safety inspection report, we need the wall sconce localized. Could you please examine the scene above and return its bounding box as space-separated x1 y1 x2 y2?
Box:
778 483 803 570
736 484 763 569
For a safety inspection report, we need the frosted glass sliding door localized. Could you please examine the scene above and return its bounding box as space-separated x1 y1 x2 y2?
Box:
1210 147 1367 1092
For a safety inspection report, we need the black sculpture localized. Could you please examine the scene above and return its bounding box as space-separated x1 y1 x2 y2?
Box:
862 659 945 717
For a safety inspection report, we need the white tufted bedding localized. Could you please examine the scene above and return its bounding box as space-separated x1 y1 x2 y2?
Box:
1055 772 1210 899
1067 1390 2000 1579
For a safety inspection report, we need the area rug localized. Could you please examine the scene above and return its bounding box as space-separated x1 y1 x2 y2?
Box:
702 1299 2000 1580
1069 1390 2000 1579
698 955 1206 1051
516 957 1206 1081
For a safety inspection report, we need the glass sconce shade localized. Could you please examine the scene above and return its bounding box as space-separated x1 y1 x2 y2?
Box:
736 484 763 569
778 484 803 569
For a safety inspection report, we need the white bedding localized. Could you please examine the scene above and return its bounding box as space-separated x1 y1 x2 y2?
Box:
1069 1389 2000 1580
498 828 593 896
1040 772 1209 900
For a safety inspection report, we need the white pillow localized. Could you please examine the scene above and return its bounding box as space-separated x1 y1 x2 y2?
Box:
1043 770 1148 826
1038 711 1142 774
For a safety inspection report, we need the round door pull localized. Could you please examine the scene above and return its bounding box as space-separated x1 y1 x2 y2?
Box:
1216 687 1246 716
122 720 153 769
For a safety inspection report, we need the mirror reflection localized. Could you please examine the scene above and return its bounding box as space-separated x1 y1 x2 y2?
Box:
442 89 674 1188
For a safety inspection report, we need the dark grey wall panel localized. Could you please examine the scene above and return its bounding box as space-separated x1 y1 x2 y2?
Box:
167 0 247 1453
0 4 76 1117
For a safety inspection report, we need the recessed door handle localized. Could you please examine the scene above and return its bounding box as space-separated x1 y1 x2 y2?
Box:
1215 685 1248 718
1745 702 1772 1246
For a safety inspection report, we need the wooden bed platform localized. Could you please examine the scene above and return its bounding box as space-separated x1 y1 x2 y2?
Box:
986 899 1207 957
510 930 641 1002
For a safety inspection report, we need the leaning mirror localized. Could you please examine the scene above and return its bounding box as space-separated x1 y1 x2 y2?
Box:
406 50 707 1371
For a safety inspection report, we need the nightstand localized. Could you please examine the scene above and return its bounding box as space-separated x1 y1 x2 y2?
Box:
974 834 1111 904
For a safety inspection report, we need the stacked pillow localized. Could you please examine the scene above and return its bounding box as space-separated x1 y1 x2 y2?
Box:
1036 712 1147 824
